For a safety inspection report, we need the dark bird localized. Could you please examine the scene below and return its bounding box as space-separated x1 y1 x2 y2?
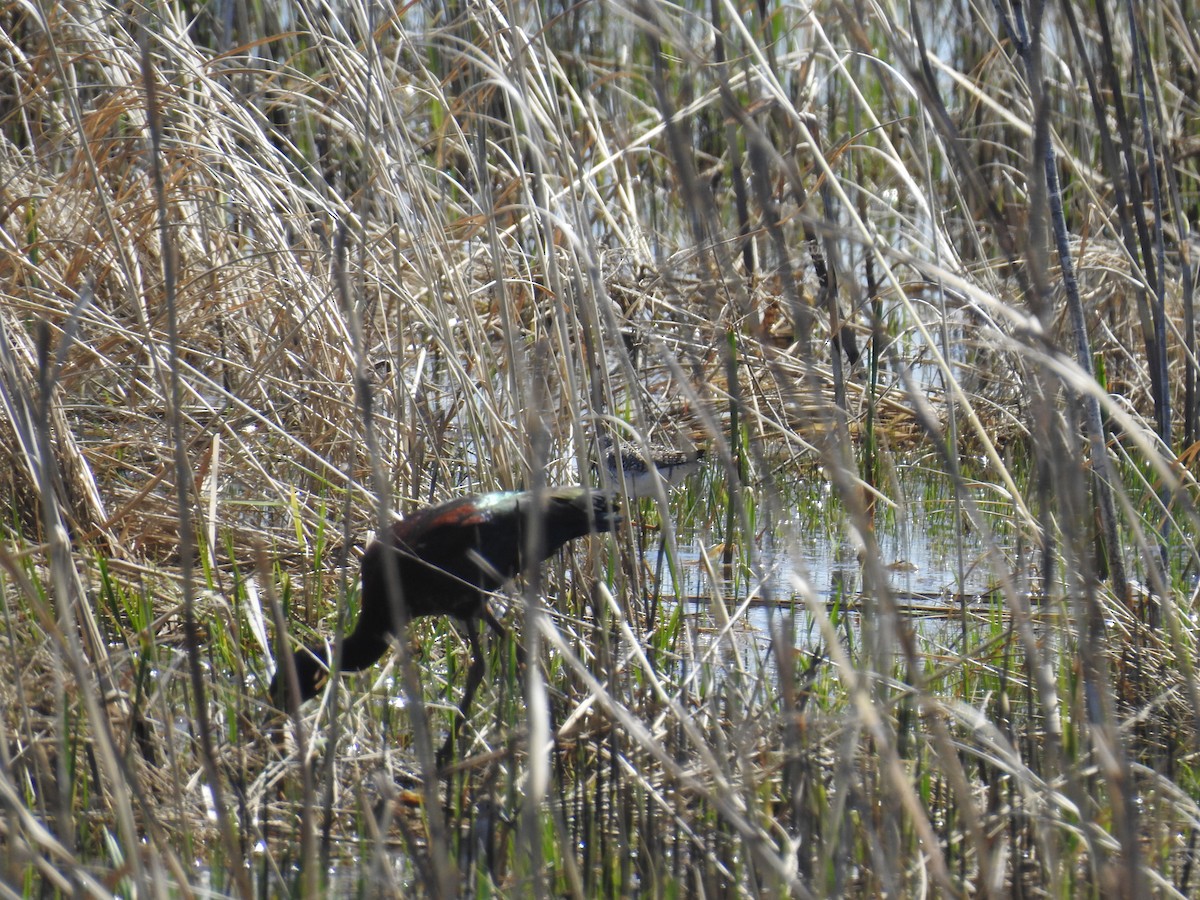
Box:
271 487 620 756
602 442 705 498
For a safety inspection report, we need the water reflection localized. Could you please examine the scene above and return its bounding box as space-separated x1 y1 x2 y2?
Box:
663 522 1002 612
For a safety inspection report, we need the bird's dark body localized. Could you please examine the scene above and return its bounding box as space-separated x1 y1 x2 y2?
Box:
354 489 616 641
272 488 620 727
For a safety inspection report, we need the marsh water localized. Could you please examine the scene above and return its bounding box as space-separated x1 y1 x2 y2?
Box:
597 452 1035 694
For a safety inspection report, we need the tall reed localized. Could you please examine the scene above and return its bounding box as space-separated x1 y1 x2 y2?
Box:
0 0 1197 895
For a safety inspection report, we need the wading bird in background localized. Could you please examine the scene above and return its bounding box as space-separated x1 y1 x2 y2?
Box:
601 441 705 498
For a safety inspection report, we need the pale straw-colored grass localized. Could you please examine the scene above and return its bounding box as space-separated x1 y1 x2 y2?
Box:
1 0 1199 895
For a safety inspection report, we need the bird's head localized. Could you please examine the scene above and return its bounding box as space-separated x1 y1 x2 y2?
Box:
269 645 329 711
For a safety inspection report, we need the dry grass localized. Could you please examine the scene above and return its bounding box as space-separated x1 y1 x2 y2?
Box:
1 0 1199 895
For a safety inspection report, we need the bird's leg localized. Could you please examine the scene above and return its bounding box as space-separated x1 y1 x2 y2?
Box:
481 602 525 667
459 618 487 726
438 618 488 767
